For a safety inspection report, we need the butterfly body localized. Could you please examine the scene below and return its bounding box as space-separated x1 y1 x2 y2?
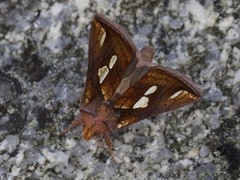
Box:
64 15 202 152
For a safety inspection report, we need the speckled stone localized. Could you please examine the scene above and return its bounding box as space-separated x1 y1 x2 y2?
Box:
0 0 240 179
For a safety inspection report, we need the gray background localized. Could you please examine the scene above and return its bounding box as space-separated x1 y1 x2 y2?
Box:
0 0 240 179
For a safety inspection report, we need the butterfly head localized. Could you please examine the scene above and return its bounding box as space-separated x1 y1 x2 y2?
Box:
81 102 118 141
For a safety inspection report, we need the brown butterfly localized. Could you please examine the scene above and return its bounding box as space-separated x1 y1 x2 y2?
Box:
63 14 202 153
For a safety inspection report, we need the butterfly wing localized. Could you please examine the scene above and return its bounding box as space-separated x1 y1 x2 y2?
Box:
114 65 203 129
81 15 138 106
81 15 202 129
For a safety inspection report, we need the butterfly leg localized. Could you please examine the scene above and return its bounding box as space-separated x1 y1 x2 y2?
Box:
104 134 113 151
61 119 82 136
104 134 119 162
104 134 133 166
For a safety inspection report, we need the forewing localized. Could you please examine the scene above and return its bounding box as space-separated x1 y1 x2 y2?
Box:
114 66 203 129
81 15 138 106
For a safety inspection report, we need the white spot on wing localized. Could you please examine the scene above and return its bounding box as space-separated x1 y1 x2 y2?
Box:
117 124 122 128
118 104 131 109
98 66 109 84
133 97 149 109
109 55 117 69
100 30 106 47
144 85 158 95
169 90 184 99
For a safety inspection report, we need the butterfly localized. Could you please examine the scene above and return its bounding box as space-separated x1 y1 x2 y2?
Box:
63 14 202 153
